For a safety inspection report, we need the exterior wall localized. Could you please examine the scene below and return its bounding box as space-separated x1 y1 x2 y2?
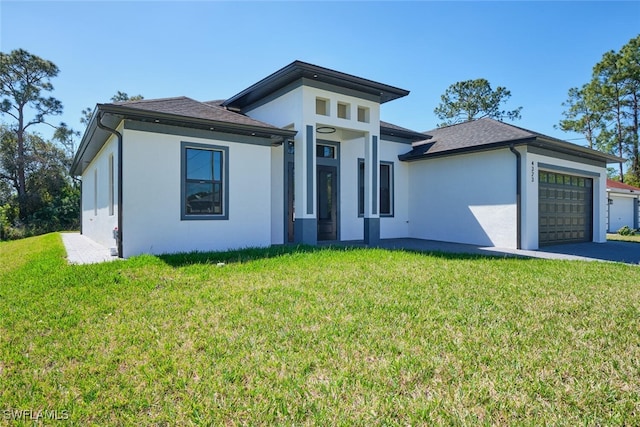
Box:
120 127 272 257
607 192 638 232
81 132 119 250
338 132 365 241
271 144 285 244
521 150 607 249
408 149 517 248
379 138 410 239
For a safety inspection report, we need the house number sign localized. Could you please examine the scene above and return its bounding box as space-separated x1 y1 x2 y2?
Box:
531 162 535 183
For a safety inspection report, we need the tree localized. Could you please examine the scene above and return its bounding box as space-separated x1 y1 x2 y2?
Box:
559 35 640 182
434 78 522 127
558 81 607 149
0 49 62 218
0 125 79 238
81 91 144 125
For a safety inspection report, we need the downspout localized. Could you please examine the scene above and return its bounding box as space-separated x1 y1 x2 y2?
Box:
96 113 124 258
509 145 522 249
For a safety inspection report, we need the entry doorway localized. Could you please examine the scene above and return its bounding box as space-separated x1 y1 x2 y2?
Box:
317 165 337 240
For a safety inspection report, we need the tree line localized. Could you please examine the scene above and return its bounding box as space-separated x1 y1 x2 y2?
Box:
0 49 141 239
1 36 638 239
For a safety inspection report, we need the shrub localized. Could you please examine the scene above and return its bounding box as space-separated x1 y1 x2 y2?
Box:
617 225 636 236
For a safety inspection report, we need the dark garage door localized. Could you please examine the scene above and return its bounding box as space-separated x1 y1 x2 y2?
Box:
539 171 593 245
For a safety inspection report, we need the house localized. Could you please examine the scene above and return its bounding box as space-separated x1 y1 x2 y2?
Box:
71 61 622 258
607 178 640 232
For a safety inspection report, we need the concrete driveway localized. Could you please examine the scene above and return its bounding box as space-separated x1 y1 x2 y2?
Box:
377 238 640 265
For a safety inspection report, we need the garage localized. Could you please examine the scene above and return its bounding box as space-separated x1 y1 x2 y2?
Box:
606 179 640 233
539 171 593 245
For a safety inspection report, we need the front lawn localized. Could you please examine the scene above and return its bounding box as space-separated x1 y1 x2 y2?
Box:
1 233 639 425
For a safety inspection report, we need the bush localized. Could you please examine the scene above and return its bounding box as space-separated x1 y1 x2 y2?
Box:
617 225 636 236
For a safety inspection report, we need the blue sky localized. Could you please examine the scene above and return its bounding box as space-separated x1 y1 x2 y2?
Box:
1 1 638 146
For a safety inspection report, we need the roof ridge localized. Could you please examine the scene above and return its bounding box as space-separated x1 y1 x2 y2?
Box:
109 96 191 105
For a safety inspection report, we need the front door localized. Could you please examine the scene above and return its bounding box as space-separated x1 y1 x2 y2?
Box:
317 165 337 241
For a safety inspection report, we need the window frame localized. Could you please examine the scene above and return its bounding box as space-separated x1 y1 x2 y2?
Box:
379 161 394 217
108 154 115 216
358 159 394 217
181 141 229 221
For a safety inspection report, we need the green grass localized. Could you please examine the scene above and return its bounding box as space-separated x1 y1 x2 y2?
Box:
607 233 640 243
1 233 639 425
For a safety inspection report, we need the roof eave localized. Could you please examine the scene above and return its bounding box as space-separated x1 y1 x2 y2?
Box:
399 136 624 164
380 125 431 142
70 104 298 176
398 138 534 162
534 136 624 164
223 60 410 109
97 104 297 139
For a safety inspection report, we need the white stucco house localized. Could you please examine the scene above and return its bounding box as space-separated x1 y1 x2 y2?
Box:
71 61 622 258
607 178 640 232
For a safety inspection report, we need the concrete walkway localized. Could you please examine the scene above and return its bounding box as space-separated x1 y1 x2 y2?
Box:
61 233 119 265
376 238 640 265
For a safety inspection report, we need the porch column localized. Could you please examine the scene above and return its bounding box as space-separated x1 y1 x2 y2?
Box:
364 134 380 245
294 125 317 245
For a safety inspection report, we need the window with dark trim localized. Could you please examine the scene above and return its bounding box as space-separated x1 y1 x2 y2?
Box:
379 162 393 216
94 168 98 216
358 159 393 217
108 154 114 216
181 142 229 220
358 159 365 216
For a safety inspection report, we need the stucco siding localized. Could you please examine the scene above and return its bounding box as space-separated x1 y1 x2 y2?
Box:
271 144 285 244
408 149 517 248
379 138 410 239
339 134 365 241
121 128 272 257
80 134 119 250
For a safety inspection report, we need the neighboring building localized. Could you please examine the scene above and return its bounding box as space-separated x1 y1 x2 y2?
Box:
71 61 622 258
607 178 640 232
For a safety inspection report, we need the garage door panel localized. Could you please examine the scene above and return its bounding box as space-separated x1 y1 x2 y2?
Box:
539 171 593 246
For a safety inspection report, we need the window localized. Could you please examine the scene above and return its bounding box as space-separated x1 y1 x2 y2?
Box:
357 106 369 123
358 159 393 216
380 162 393 216
358 160 365 216
108 154 114 216
316 144 335 159
181 142 229 220
337 102 350 119
94 168 98 216
316 98 329 116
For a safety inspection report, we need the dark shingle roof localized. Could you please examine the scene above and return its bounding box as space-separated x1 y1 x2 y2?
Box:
418 118 536 154
399 118 622 164
106 96 283 130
